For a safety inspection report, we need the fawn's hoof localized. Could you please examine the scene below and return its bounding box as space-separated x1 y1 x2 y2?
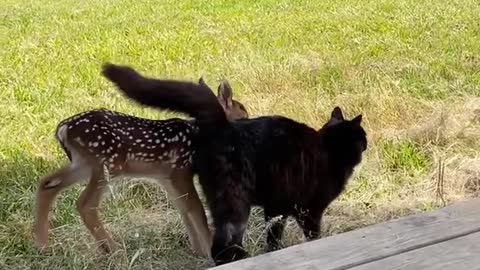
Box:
35 243 52 255
99 241 122 254
191 246 211 258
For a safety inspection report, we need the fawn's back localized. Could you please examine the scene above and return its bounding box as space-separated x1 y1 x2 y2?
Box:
57 109 197 173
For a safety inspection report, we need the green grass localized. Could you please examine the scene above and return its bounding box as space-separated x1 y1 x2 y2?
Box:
1 0 480 269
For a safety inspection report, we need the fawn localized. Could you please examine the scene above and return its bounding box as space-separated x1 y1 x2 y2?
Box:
33 78 248 257
104 63 368 266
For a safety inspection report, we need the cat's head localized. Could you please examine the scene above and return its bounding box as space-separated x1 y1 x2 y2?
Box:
319 107 367 166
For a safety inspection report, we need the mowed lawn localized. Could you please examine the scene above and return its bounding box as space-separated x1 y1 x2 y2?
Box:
1 0 480 269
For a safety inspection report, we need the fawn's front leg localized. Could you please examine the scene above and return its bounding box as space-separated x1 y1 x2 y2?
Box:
76 166 120 253
164 168 211 257
34 164 90 252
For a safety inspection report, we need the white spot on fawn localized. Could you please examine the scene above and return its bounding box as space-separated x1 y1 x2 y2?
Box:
44 178 62 188
74 137 85 146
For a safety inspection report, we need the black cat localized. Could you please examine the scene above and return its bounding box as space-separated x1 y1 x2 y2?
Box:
102 63 368 266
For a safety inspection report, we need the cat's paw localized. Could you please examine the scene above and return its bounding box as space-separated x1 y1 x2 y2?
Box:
212 245 249 266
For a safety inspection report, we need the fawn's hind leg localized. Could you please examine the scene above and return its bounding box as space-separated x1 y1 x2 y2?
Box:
163 168 211 257
76 166 119 253
34 164 90 251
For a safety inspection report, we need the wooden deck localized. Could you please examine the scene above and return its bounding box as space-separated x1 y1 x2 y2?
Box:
210 198 480 270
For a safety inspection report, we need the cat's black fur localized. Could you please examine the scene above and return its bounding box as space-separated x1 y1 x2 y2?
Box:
102 63 368 265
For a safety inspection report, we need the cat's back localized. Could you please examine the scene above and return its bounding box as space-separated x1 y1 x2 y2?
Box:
196 116 318 160
232 116 323 206
228 116 318 157
236 115 316 141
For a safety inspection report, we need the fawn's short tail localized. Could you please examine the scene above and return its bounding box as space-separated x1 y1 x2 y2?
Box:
54 122 72 161
102 63 229 132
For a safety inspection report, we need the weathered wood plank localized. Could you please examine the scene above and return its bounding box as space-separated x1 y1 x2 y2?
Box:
210 198 480 270
350 231 480 270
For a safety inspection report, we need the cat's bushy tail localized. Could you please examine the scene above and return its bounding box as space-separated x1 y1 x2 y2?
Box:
101 63 229 132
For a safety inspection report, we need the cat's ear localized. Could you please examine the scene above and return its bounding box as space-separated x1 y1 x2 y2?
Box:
199 76 217 94
331 106 344 121
352 114 363 125
199 76 207 86
217 79 233 108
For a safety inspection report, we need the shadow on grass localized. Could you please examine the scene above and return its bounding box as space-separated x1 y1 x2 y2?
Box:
0 151 60 223
0 151 212 269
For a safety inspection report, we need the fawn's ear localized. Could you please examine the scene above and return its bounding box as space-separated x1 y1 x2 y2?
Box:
352 114 363 125
217 80 233 108
331 106 344 121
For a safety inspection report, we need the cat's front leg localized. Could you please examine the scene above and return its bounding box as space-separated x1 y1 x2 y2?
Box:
264 210 287 252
